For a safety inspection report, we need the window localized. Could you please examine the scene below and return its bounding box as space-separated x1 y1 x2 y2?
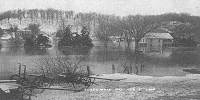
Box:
142 39 145 42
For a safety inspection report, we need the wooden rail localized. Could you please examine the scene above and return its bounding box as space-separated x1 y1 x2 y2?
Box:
22 86 85 92
88 76 127 81
35 87 84 92
0 80 17 83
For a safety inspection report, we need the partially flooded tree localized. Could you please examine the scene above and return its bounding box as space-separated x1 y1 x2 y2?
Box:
35 34 51 47
170 23 197 46
80 26 93 47
96 16 112 47
28 24 40 36
123 15 160 53
24 24 40 47
121 15 160 74
58 25 73 47
24 24 51 48
58 25 93 47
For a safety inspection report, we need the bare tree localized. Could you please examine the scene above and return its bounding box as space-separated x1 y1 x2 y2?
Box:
123 15 160 52
17 9 23 24
96 16 112 48
119 15 160 74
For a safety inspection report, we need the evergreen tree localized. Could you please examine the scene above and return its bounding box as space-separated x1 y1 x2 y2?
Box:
80 26 93 47
58 26 73 47
58 26 93 47
35 34 51 47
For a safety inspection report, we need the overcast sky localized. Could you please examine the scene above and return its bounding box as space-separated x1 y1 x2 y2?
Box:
0 0 200 16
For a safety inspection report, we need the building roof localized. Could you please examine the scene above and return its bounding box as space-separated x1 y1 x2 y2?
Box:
145 33 173 39
150 28 171 33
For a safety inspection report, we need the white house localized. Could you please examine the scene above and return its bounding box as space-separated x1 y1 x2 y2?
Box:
139 32 173 52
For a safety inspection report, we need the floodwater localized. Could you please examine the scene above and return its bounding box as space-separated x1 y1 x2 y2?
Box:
0 40 200 80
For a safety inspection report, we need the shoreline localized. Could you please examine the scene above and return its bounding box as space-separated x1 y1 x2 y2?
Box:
30 73 200 100
90 73 200 83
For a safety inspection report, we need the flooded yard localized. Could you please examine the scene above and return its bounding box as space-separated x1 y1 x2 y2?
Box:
1 2 200 99
0 40 200 80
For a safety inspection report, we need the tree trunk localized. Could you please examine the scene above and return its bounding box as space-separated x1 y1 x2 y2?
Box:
8 18 10 23
118 41 121 47
135 40 139 53
134 40 139 75
102 41 108 63
127 39 131 49
19 19 21 25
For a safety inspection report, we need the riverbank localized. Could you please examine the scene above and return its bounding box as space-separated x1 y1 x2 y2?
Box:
31 73 200 100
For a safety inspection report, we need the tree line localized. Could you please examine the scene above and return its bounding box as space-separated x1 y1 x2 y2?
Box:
1 9 200 48
95 13 200 48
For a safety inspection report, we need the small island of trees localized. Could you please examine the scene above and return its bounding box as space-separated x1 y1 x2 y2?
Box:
24 24 52 48
57 25 93 48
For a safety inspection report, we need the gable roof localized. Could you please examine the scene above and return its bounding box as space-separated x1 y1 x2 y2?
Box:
150 28 171 33
145 33 173 39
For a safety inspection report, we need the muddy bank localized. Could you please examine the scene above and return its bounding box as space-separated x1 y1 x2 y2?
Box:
30 73 200 100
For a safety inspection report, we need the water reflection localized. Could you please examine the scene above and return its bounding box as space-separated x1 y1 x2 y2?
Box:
58 46 92 56
0 40 200 79
24 47 49 55
170 47 200 66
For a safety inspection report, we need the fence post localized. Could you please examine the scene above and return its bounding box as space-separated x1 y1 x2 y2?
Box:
129 64 132 74
87 66 90 76
140 63 144 72
18 63 21 77
135 64 138 75
23 65 26 79
112 64 115 74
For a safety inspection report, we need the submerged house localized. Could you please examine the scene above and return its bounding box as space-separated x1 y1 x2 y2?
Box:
139 32 173 52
